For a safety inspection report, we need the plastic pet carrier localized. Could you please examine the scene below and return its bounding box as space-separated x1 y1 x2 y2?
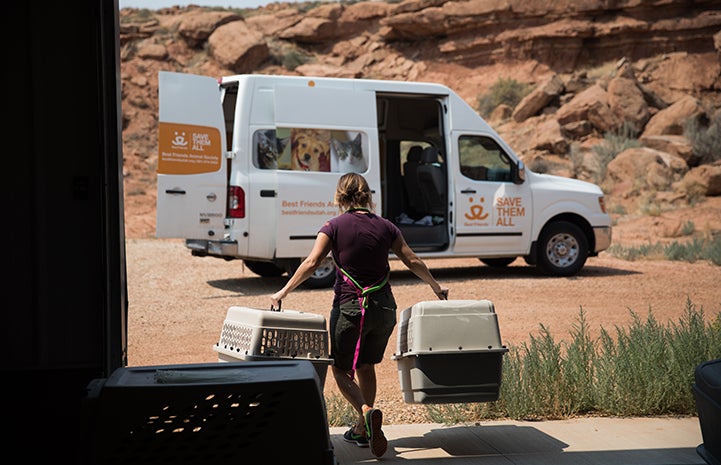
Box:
213 306 333 388
693 358 721 465
392 299 508 404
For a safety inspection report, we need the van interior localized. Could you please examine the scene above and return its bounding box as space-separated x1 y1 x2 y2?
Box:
377 94 449 252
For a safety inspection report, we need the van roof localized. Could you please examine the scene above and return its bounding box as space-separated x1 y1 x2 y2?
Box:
220 74 452 96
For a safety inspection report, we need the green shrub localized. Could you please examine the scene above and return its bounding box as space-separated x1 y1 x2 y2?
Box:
664 238 703 262
324 392 357 427
596 310 675 415
282 49 311 71
562 308 596 415
120 8 156 24
684 113 721 164
606 243 665 261
681 220 696 236
476 78 531 118
608 236 721 265
592 121 640 180
704 234 721 265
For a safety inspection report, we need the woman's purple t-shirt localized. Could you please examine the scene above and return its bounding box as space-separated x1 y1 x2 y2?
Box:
319 210 401 306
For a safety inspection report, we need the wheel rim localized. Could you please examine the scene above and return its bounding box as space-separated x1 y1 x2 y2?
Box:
545 232 579 268
311 257 335 280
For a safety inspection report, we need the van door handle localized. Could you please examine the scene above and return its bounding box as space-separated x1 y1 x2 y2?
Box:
461 188 477 194
260 190 277 197
165 188 186 195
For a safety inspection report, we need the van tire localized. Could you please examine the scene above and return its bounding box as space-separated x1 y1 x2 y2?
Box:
244 260 285 277
536 221 588 277
480 257 516 268
298 256 337 289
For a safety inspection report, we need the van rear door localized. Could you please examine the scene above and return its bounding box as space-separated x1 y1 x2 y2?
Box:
156 71 227 239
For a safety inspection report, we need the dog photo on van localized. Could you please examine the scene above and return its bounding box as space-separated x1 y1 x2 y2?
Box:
330 132 366 173
290 128 330 172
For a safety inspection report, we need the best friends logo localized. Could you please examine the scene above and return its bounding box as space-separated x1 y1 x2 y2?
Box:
158 122 221 175
463 196 490 226
463 196 526 227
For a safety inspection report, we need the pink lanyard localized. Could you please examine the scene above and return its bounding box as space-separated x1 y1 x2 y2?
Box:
338 266 389 378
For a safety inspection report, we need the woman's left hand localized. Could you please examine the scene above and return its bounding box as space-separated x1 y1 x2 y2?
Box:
436 288 449 300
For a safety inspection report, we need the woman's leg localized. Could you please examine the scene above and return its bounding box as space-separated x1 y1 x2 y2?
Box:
332 365 371 433
355 363 376 408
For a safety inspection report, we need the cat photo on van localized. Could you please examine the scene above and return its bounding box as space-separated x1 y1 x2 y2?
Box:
330 132 366 173
255 129 289 170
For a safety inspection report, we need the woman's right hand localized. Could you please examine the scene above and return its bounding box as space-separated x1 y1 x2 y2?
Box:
435 288 449 300
270 291 284 310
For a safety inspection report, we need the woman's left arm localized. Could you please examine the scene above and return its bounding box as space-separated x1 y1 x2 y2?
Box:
391 234 449 299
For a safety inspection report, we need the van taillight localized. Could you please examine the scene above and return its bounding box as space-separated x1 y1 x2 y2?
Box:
228 185 245 218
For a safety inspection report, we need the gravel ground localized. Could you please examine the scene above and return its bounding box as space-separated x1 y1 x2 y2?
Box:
126 238 721 424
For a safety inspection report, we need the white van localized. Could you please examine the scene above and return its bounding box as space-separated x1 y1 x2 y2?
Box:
156 72 612 288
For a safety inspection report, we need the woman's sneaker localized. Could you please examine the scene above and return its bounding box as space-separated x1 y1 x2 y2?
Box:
364 408 387 457
342 427 368 447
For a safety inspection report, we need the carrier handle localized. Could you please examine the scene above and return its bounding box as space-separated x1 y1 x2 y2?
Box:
271 300 281 312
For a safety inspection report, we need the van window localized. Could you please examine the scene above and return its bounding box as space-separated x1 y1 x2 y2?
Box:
253 128 367 173
458 135 511 182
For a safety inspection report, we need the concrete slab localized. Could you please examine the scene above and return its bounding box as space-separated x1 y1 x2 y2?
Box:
329 417 704 464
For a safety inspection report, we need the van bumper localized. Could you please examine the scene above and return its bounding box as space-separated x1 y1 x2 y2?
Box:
186 239 238 258
593 226 612 253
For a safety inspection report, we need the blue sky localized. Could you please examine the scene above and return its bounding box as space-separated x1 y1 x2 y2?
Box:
119 0 303 9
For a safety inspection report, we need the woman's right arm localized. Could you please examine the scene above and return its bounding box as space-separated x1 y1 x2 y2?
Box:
270 232 332 308
391 234 449 300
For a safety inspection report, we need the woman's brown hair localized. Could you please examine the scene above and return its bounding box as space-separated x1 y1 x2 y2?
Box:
335 172 374 211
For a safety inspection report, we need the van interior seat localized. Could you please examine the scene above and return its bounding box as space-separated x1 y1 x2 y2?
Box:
417 146 446 216
402 145 425 217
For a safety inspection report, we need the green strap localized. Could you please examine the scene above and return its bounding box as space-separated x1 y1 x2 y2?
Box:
337 266 389 309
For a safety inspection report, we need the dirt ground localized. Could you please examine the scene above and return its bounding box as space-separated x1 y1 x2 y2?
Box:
125 199 721 423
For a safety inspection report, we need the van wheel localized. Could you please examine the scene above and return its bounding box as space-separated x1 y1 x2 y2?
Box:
536 221 588 277
480 257 516 268
299 256 337 289
244 260 285 277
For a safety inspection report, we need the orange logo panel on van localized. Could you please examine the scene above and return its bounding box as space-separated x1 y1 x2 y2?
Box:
158 122 222 174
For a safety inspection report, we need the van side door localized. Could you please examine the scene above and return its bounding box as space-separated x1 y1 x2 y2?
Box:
270 83 379 258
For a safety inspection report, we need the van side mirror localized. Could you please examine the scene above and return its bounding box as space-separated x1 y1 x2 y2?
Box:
514 160 526 184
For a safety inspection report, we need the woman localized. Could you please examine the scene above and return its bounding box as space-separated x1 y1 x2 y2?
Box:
271 172 448 458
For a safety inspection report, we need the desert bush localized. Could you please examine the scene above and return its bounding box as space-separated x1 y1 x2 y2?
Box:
592 121 640 180
681 220 696 236
684 113 721 165
325 391 358 427
476 78 532 118
266 39 313 71
607 235 721 265
282 49 311 71
120 8 156 24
